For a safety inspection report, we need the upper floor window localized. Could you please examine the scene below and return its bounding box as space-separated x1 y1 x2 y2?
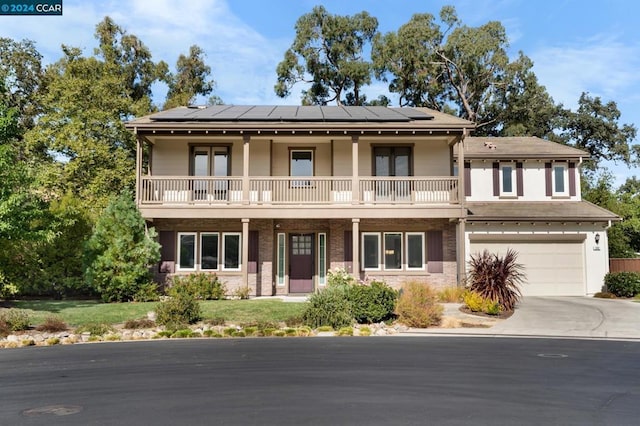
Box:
500 163 516 196
290 149 314 187
553 163 569 196
373 146 412 177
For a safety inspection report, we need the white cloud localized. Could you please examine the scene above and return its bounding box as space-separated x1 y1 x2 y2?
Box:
531 35 640 108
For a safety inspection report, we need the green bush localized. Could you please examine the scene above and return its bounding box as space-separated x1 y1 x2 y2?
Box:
155 293 202 330
346 280 398 324
463 290 502 315
84 191 160 302
168 273 226 300
0 309 31 331
75 323 114 336
133 282 160 302
327 268 357 287
302 285 353 329
604 272 640 298
123 318 156 329
395 281 443 328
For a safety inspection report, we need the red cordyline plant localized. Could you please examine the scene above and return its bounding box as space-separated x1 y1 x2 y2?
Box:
467 249 526 312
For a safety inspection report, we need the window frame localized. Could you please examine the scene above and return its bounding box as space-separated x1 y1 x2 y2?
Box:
221 232 242 271
405 232 425 271
200 232 220 271
276 233 286 287
289 148 315 188
176 232 197 271
361 232 382 271
500 162 516 196
552 162 569 196
318 233 327 286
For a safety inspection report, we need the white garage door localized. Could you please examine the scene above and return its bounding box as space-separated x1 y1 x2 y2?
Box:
469 238 586 296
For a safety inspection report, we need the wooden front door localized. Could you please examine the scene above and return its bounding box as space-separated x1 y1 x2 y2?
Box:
289 233 314 293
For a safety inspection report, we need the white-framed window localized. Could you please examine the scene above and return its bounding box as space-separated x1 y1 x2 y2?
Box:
500 163 516 196
552 163 569 196
177 232 197 271
362 232 381 270
200 233 219 270
318 233 327 286
222 233 241 271
406 232 425 270
384 232 402 270
276 233 286 287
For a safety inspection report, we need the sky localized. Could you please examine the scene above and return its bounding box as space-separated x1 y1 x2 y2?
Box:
1 0 639 185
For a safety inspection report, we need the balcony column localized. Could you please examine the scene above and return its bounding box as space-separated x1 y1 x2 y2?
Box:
351 135 359 204
457 129 468 284
242 218 250 288
135 132 142 206
243 135 250 204
457 130 466 204
352 218 360 276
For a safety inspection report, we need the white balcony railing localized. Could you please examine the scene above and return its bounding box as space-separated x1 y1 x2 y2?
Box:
139 176 458 205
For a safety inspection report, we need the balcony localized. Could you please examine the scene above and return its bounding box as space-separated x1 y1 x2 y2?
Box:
139 176 459 206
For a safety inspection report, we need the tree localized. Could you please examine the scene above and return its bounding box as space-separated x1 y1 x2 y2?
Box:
275 5 378 105
559 92 638 172
0 37 44 130
84 191 160 302
163 45 216 109
372 12 445 108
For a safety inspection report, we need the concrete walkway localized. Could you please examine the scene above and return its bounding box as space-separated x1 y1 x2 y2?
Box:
406 297 640 340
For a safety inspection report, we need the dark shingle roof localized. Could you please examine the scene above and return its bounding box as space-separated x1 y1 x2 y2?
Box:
466 201 619 222
459 137 589 160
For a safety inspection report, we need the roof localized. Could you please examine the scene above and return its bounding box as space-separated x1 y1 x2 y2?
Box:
148 105 434 122
458 136 589 160
126 105 475 136
466 201 620 222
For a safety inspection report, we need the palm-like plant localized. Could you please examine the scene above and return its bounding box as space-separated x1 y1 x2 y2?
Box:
467 249 526 311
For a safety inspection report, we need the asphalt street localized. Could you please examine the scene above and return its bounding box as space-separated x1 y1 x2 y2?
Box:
1 337 638 425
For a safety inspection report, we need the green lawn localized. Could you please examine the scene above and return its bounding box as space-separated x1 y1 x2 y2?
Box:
8 299 307 328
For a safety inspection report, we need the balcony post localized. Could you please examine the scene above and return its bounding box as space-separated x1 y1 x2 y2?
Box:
351 135 359 204
242 218 250 288
352 218 360 276
135 131 142 206
243 135 250 204
457 130 467 204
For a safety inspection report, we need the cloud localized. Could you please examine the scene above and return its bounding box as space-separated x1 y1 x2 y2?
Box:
531 34 640 108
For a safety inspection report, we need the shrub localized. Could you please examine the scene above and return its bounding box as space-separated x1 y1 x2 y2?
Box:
346 280 398 324
327 267 357 287
206 317 226 326
168 273 226 300
462 290 486 312
467 249 525 312
594 292 616 299
234 286 250 300
76 323 114 336
437 286 466 303
155 293 202 330
0 309 31 331
133 282 160 302
395 281 443 328
84 191 161 302
171 329 194 338
337 327 353 336
604 272 640 298
35 316 68 332
302 285 353 329
123 318 156 329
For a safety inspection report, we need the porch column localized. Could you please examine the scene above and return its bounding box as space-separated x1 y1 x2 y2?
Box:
352 218 360 275
457 219 466 285
242 218 250 288
351 135 359 204
135 132 142 206
242 135 250 204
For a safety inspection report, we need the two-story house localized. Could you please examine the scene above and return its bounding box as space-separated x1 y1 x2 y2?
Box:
126 106 618 297
460 137 619 296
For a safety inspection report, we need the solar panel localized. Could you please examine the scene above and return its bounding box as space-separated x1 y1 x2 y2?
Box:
150 105 433 122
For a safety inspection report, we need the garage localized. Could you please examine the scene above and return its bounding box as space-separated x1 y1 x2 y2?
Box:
469 235 586 296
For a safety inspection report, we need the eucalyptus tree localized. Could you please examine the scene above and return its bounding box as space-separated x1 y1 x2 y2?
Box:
275 5 378 105
163 45 216 110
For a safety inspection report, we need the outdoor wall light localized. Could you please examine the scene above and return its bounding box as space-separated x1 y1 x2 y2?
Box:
595 233 600 245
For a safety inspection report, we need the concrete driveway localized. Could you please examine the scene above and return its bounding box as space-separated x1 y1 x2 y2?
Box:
489 297 640 339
